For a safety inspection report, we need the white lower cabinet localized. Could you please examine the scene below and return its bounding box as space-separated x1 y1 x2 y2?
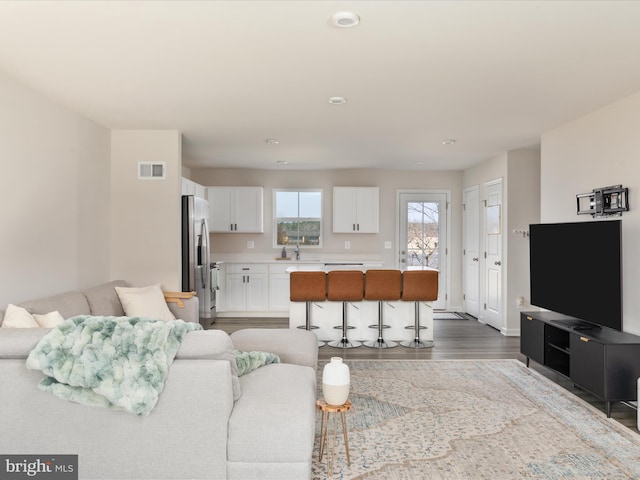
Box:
224 264 268 312
219 262 304 316
268 264 291 312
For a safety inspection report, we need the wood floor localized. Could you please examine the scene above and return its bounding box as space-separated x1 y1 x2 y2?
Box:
211 314 639 432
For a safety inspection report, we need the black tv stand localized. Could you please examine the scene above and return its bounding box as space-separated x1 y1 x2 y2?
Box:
521 311 640 418
549 319 599 331
572 324 596 331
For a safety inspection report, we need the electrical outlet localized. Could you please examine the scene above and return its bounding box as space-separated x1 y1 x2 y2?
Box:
247 241 254 249
345 241 351 249
384 241 392 249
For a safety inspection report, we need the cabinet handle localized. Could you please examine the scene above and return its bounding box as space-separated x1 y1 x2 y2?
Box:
357 223 360 231
353 223 356 231
242 268 250 271
526 316 533 321
580 336 589 343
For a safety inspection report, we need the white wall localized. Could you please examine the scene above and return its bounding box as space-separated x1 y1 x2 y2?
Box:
463 148 540 335
506 149 541 333
0 70 111 308
110 130 182 290
541 90 640 335
193 167 464 310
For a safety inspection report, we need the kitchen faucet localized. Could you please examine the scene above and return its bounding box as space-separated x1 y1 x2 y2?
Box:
294 245 300 261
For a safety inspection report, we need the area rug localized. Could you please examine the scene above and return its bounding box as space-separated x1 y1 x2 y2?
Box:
312 360 640 479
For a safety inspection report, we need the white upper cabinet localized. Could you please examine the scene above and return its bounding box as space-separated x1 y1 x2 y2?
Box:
181 177 207 199
207 186 264 233
333 187 379 233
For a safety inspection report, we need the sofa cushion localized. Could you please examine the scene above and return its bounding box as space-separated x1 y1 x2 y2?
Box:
0 328 50 358
115 284 176 321
18 290 90 320
33 311 65 328
177 330 241 401
230 328 319 369
228 363 316 463
1 304 40 328
82 280 128 316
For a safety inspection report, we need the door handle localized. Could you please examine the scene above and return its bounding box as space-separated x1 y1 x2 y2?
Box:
494 261 502 266
472 257 479 262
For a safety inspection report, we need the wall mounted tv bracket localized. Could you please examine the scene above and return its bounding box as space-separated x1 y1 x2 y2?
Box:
576 185 629 217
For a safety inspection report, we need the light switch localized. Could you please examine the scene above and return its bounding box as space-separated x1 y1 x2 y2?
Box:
384 241 392 249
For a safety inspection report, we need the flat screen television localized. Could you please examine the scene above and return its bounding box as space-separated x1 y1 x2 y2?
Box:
529 219 622 331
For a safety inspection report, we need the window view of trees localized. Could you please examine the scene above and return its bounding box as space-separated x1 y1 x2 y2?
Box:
276 221 321 246
406 202 439 268
274 190 322 247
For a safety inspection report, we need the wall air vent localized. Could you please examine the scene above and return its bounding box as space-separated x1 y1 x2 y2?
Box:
138 162 166 180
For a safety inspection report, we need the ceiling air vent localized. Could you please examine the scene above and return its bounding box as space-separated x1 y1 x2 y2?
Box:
138 162 166 180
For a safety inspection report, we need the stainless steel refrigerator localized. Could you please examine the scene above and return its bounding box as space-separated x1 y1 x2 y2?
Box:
181 195 216 323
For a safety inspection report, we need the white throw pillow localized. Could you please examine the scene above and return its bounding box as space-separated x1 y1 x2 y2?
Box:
33 311 66 328
2 304 40 328
115 284 176 321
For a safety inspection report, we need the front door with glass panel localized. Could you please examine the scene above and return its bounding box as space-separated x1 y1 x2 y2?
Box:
398 192 448 310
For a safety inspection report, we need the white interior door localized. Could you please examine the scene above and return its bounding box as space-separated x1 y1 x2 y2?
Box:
463 186 480 318
483 179 503 331
398 192 448 310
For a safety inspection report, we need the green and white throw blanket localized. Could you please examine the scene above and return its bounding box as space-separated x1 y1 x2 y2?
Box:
26 315 202 416
234 349 280 376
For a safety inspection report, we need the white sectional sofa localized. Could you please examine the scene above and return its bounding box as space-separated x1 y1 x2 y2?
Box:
0 281 318 479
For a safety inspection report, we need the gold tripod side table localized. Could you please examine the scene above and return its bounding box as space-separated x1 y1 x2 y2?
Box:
317 399 352 477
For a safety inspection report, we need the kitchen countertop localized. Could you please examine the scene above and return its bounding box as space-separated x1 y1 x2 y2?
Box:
212 253 386 265
285 264 438 273
285 262 385 273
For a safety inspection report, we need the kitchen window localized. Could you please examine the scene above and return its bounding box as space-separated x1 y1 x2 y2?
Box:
274 189 322 247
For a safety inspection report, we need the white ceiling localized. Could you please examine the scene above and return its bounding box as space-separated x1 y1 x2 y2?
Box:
1 1 640 171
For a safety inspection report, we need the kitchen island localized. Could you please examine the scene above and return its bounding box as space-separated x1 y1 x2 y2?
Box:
212 256 385 318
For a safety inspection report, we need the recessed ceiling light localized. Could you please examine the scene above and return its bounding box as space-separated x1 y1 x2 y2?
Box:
328 96 347 105
265 139 279 145
331 12 360 28
277 160 288 165
442 139 457 145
